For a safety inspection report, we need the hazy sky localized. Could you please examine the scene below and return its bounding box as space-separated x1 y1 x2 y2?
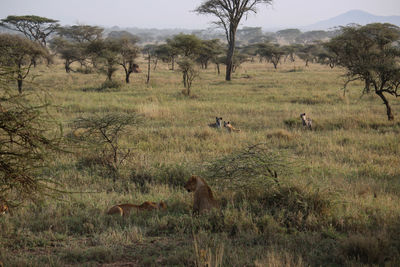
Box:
1 0 399 29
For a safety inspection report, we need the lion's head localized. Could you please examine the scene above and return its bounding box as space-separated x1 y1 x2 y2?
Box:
184 175 199 192
0 204 8 215
158 201 167 210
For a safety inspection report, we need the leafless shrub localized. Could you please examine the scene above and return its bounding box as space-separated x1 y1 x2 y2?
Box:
71 113 141 178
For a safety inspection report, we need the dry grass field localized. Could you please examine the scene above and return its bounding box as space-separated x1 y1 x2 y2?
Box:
1 57 400 266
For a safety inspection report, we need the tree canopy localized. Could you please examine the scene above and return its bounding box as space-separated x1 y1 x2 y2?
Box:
0 15 59 47
167 34 202 58
56 24 103 43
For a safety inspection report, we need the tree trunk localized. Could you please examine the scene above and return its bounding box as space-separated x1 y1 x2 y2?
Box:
17 66 23 93
376 91 394 120
146 55 151 85
153 59 158 71
65 60 71 73
183 72 187 88
46 56 52 66
216 63 220 75
107 68 113 81
123 65 131 84
31 58 37 68
225 27 236 81
364 79 371 93
17 78 23 94
226 43 234 81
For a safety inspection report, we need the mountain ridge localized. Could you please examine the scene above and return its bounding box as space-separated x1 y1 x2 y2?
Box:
302 9 400 31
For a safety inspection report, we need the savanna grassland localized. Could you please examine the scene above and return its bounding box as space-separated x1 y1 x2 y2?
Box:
1 57 400 266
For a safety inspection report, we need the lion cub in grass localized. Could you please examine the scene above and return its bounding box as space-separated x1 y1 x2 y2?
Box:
107 201 167 217
184 175 218 214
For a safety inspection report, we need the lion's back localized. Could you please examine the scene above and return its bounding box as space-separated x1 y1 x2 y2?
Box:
194 184 218 213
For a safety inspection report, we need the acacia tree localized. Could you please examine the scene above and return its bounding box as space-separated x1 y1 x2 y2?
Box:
0 34 49 93
0 15 59 47
296 44 319 67
196 39 224 69
325 23 400 120
142 44 157 85
0 68 63 206
155 43 178 70
315 47 336 69
177 57 199 95
119 41 140 84
257 43 285 69
195 0 272 81
56 25 103 43
56 25 104 70
50 37 82 73
110 35 140 84
281 44 299 63
86 39 121 81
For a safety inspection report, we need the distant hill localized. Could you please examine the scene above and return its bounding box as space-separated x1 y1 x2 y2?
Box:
303 10 400 30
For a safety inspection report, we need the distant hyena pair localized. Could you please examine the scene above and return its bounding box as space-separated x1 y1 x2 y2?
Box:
209 114 311 131
209 117 240 132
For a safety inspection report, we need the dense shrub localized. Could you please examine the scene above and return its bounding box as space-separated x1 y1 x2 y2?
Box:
205 143 334 231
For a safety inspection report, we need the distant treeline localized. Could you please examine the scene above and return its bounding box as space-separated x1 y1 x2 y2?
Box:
104 26 340 45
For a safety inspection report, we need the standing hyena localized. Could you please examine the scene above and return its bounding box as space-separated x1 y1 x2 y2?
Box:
300 113 312 130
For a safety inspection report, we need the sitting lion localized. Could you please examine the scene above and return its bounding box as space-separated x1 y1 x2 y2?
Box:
184 175 218 214
107 201 167 217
